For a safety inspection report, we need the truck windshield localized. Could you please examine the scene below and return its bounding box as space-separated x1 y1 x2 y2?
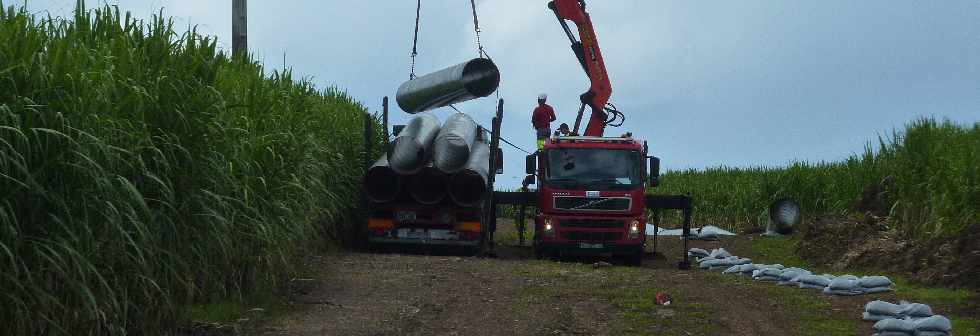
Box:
546 149 641 190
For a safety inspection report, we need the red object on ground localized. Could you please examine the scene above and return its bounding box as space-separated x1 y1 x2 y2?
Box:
656 292 672 306
532 104 556 129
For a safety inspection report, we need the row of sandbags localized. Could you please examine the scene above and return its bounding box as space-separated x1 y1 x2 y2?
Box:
691 248 752 269
689 248 895 295
866 300 953 336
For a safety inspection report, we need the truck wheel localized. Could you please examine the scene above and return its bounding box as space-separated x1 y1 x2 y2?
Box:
532 241 545 259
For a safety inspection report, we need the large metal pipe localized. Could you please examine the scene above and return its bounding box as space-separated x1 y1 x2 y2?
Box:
433 113 479 174
388 113 440 175
396 58 500 113
408 164 449 205
364 156 400 203
449 141 490 207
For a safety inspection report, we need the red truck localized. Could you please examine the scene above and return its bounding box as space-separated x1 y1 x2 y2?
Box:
525 136 659 265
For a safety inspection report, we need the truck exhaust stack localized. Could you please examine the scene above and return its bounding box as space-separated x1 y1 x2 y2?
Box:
449 142 490 208
433 113 479 174
396 58 500 113
388 113 440 174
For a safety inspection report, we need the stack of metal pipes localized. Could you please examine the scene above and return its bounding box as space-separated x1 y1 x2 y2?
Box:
365 113 490 207
364 58 498 207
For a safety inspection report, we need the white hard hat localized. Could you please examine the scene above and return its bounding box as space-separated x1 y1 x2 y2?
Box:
538 93 547 100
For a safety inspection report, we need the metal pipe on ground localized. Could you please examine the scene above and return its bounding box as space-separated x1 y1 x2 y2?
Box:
408 164 450 205
396 58 500 113
388 113 440 175
433 113 479 174
449 141 490 207
364 156 400 203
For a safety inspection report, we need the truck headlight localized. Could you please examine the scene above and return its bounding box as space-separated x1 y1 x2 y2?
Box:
628 219 641 239
543 218 556 237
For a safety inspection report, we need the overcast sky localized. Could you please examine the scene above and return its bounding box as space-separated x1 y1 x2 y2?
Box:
21 1 980 188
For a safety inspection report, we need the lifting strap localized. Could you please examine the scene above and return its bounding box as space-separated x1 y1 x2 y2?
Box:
469 0 486 58
410 0 422 79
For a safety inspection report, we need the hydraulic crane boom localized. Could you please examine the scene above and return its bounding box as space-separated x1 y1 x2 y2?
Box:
549 0 613 137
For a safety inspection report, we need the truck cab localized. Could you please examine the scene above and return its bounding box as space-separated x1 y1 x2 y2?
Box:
527 135 660 265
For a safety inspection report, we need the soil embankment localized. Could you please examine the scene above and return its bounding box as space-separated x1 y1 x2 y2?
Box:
796 215 980 289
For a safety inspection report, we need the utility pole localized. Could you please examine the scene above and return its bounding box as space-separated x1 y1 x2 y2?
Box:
232 0 247 57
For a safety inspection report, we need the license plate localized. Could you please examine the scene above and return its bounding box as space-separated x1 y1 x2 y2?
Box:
395 211 416 222
397 229 427 239
579 243 604 249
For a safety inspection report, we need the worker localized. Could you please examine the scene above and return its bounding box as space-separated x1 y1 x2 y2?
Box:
531 93 556 149
554 123 572 137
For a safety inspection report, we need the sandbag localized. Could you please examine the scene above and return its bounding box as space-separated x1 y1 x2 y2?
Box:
860 276 894 288
864 286 892 294
864 312 899 322
824 288 865 296
914 315 952 333
708 248 732 259
724 263 758 275
688 248 710 258
799 283 826 290
700 256 748 270
723 265 742 274
777 268 811 286
899 303 935 318
740 264 762 276
823 277 864 295
865 300 903 317
753 268 783 281
798 274 833 287
699 259 725 269
827 277 861 290
874 318 916 333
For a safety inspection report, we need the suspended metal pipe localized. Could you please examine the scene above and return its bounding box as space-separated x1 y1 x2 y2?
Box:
364 156 401 203
433 113 479 174
408 164 450 205
396 58 500 113
388 113 441 175
449 141 490 207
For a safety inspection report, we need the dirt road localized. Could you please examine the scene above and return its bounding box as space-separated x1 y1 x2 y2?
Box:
251 226 936 336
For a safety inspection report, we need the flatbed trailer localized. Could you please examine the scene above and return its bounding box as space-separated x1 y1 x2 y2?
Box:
361 98 504 254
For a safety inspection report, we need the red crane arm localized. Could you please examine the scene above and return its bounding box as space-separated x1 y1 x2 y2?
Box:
549 0 612 137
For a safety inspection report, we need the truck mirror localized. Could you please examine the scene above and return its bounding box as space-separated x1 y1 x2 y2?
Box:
494 147 504 174
522 174 536 186
649 156 661 187
525 154 537 175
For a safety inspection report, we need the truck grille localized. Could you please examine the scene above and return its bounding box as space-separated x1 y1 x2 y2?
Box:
559 219 624 229
554 196 631 211
561 231 621 241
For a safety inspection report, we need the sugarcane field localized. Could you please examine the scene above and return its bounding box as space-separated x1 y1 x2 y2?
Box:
0 1 977 336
